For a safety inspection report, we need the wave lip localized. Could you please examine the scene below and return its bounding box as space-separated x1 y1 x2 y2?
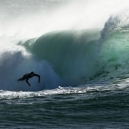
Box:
1 10 129 91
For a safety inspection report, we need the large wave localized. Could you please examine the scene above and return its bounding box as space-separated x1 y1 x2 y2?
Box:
0 15 129 91
0 0 129 91
22 14 129 89
24 30 100 84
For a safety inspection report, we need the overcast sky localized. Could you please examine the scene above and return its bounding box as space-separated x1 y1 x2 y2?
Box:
0 0 71 20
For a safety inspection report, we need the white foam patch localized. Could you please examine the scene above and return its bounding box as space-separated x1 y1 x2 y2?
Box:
0 82 128 100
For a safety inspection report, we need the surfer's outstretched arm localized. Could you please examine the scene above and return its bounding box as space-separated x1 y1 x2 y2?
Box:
26 79 31 86
34 74 40 83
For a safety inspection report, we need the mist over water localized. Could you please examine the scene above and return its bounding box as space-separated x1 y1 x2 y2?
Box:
0 0 129 91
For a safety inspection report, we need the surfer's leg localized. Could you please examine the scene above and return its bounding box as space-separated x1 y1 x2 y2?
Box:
17 75 27 81
17 77 24 81
26 79 31 86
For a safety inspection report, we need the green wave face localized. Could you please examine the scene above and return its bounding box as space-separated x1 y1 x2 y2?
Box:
98 28 129 81
23 20 129 85
24 30 101 85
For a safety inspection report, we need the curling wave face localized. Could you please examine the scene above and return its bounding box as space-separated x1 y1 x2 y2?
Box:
0 1 129 91
23 15 129 87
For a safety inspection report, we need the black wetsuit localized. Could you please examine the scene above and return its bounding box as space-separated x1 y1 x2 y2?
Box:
18 72 40 86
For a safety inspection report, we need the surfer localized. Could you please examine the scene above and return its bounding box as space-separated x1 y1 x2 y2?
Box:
17 72 40 86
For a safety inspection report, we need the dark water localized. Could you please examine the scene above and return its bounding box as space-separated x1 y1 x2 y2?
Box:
0 86 129 129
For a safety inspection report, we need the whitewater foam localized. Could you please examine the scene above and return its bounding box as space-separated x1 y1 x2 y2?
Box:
0 81 129 100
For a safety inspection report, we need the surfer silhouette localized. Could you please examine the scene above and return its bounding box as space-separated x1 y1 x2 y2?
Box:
17 72 40 86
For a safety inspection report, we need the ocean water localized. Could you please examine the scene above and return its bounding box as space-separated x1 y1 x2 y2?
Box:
1 0 129 128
